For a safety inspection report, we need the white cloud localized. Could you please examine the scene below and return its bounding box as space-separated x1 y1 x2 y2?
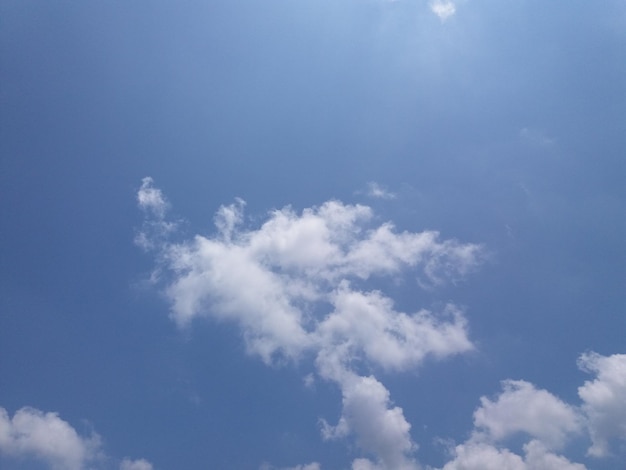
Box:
137 178 484 468
136 179 626 469
438 354 626 469
522 440 586 470
120 458 154 470
317 287 472 373
577 352 626 457
321 374 419 470
473 380 583 449
135 177 177 251
0 406 101 470
214 197 246 242
137 176 169 218
0 406 153 470
138 184 482 364
440 440 586 470
440 441 525 470
366 182 396 200
289 464 321 470
430 0 456 21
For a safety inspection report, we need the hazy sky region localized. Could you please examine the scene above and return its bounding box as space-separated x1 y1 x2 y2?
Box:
1 1 625 469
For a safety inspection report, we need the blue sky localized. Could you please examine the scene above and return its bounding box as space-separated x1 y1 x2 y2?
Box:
1 1 625 469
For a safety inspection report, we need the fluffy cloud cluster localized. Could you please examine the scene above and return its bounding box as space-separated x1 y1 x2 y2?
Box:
440 352 626 470
0 406 152 470
473 380 582 449
0 407 101 470
440 440 586 470
136 179 626 469
321 374 419 470
137 178 483 469
440 380 585 469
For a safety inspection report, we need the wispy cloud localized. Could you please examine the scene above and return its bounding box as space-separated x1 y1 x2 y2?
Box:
137 178 483 468
366 182 396 200
0 406 152 470
120 458 154 470
137 176 169 218
135 177 178 251
430 0 457 22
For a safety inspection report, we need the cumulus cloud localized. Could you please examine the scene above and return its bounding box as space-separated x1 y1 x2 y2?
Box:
136 178 484 468
0 406 101 470
0 406 153 470
577 352 626 457
138 182 483 365
136 179 626 469
321 374 419 470
430 0 456 21
438 351 626 469
522 440 586 470
437 378 587 469
437 381 587 469
473 380 583 449
440 440 586 470
440 441 525 470
317 288 472 374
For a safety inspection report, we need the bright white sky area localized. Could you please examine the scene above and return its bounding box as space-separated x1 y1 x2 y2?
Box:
1 1 625 469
